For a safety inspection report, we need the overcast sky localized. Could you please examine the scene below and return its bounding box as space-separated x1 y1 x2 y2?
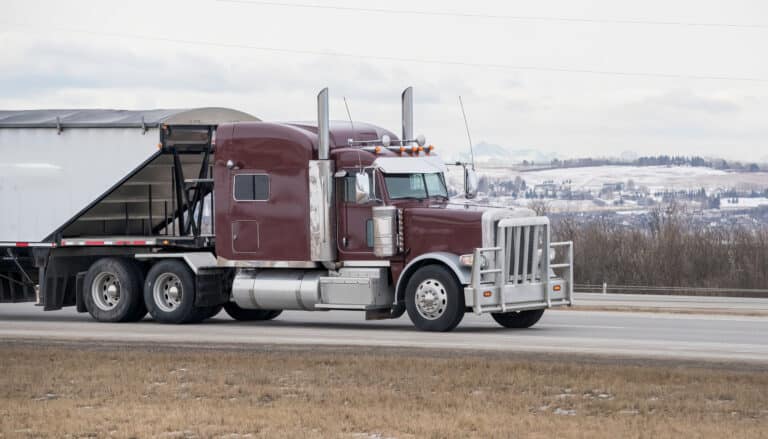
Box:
3 0 767 162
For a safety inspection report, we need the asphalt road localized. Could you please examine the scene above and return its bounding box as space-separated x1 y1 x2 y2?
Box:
0 303 766 363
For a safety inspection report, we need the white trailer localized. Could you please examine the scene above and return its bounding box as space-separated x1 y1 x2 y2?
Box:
0 108 258 303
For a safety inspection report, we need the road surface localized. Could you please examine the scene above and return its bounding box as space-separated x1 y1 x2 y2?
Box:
0 303 766 363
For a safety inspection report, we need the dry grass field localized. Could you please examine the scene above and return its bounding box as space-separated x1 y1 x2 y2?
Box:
1 342 766 438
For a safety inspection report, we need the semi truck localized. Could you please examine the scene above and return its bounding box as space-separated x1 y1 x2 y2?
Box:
0 88 573 331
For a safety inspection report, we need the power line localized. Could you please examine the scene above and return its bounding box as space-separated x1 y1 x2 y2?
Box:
4 23 768 83
217 0 768 30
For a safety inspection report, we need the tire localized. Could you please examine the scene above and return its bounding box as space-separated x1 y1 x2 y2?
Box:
491 309 545 329
405 264 465 332
144 260 199 324
83 257 146 323
223 302 282 321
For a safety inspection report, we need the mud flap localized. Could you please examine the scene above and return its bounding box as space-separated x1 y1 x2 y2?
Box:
194 269 231 307
75 271 88 313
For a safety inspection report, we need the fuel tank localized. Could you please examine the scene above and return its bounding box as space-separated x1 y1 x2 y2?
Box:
232 269 323 311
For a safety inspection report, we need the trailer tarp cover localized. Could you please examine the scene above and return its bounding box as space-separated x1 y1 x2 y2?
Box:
0 108 259 128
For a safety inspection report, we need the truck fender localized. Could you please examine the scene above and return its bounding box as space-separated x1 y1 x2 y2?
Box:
394 252 471 305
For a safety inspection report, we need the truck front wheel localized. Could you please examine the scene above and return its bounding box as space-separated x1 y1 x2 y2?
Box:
491 309 545 329
83 258 147 323
405 265 465 332
144 260 199 324
223 302 282 321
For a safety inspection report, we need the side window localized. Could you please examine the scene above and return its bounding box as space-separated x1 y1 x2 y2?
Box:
343 170 378 204
343 176 357 203
234 174 269 201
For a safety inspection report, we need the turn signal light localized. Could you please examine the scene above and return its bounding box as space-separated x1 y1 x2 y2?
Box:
483 291 492 298
374 146 382 154
426 145 435 154
399 146 406 154
553 285 562 292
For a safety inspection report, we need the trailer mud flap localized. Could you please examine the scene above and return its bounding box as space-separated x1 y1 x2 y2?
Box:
75 271 88 313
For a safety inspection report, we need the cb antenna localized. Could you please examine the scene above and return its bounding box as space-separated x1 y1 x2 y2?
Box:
343 96 355 142
459 95 475 170
343 96 362 169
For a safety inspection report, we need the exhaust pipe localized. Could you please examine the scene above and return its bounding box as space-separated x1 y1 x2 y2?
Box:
401 87 413 143
317 87 330 160
310 87 336 263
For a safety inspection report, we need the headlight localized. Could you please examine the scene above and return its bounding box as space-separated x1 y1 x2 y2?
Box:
459 253 487 268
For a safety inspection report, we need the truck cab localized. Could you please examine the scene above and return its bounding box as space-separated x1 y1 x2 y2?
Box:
207 88 573 331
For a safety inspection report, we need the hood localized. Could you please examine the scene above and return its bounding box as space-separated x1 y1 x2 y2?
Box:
402 205 536 261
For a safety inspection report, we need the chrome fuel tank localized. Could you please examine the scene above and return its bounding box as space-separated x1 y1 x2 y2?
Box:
232 270 323 311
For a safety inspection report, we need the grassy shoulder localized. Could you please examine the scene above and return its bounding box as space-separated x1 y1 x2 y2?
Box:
1 342 766 438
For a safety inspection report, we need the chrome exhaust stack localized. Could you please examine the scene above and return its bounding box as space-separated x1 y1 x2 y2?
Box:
401 86 413 144
309 87 336 263
317 87 330 160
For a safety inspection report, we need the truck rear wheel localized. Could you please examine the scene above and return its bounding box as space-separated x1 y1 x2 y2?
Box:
83 258 147 323
144 260 200 324
491 309 545 329
405 265 464 332
223 302 282 321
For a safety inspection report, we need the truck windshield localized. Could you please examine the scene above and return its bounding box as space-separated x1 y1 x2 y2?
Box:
384 173 448 199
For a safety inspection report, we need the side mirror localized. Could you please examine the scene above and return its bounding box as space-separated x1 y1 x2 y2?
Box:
464 168 478 199
355 172 372 203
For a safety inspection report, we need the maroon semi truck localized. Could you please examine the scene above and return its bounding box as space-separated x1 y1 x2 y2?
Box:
0 88 573 331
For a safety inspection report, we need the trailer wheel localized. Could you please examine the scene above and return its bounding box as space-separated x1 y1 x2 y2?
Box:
223 302 282 321
405 265 465 332
83 258 146 323
144 260 199 324
491 309 545 329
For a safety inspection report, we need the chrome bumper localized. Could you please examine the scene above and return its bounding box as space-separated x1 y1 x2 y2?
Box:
464 216 574 315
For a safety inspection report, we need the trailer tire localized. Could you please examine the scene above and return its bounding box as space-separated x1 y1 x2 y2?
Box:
405 264 465 332
83 258 146 323
223 302 282 321
144 260 199 324
491 309 545 329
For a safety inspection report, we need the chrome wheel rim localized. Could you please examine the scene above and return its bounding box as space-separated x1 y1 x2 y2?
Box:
92 272 121 311
153 273 183 313
414 278 448 320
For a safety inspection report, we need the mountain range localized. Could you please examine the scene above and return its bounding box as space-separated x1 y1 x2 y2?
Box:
455 141 558 165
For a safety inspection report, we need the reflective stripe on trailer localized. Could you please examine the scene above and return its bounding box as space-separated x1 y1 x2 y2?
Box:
60 239 158 247
0 242 56 248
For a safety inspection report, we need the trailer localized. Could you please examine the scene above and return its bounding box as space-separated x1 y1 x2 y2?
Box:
0 89 573 331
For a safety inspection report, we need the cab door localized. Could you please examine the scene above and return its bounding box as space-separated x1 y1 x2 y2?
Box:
337 170 378 260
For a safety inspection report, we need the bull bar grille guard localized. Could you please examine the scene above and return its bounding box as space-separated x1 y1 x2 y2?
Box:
466 216 574 315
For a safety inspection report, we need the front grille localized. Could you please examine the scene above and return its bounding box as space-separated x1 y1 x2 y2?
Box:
497 222 548 285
